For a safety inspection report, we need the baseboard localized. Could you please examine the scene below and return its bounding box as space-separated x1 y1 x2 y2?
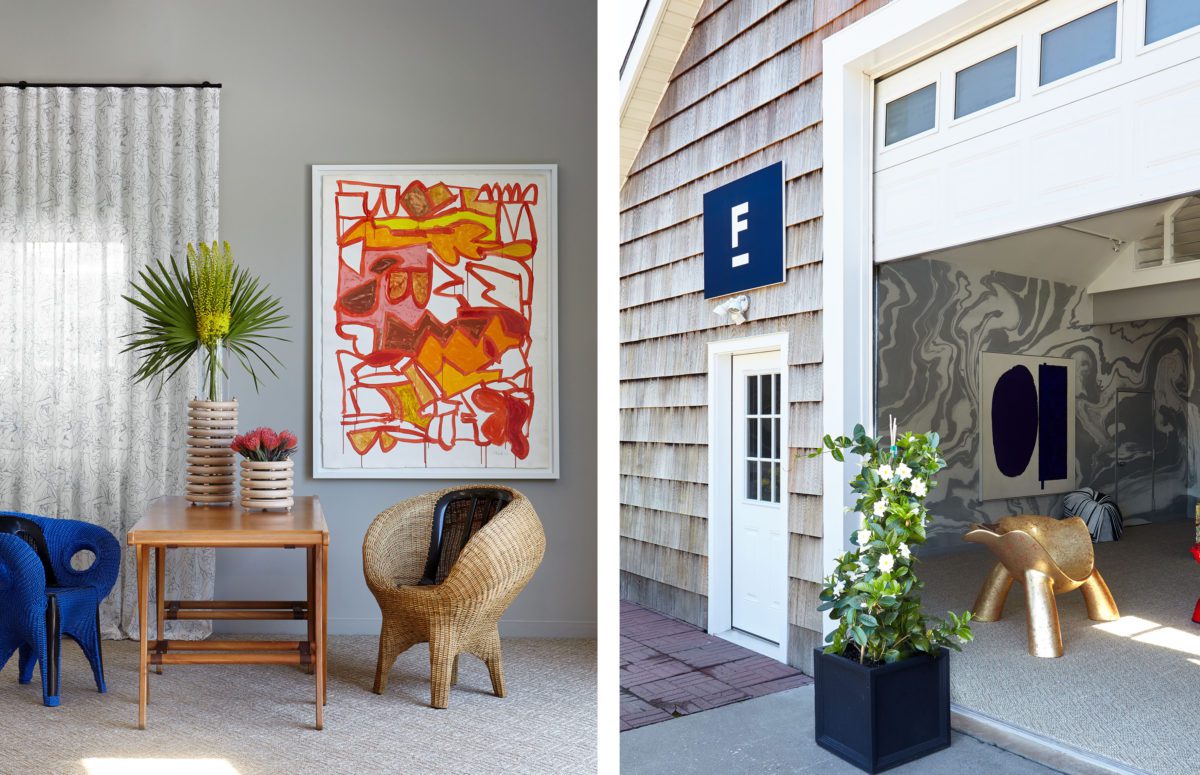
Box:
498 620 597 638
212 617 596 639
951 703 1147 775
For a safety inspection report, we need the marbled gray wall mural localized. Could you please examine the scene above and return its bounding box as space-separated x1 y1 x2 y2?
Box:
877 258 1198 554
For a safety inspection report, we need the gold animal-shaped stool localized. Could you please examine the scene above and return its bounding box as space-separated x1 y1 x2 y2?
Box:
964 516 1119 658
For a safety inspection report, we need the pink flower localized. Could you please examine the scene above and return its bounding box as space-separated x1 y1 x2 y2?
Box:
244 428 263 451
261 428 279 451
231 426 298 461
279 430 298 450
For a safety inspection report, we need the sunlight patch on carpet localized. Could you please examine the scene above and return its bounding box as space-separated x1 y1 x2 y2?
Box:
83 759 240 775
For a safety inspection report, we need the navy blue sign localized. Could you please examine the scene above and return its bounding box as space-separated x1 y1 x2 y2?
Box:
703 162 785 299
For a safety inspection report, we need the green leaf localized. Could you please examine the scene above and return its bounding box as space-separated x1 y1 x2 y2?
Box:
123 249 289 396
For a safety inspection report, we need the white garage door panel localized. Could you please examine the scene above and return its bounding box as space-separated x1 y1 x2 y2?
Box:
874 0 1200 261
876 55 1200 261
1030 109 1122 196
1135 79 1200 172
948 143 1020 219
875 169 942 249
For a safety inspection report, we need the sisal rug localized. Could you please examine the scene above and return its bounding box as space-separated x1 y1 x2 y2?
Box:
921 520 1198 775
0 635 596 775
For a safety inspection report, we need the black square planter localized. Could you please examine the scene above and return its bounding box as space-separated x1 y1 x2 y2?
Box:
813 647 950 773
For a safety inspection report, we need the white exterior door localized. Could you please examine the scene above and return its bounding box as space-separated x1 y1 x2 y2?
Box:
730 352 786 644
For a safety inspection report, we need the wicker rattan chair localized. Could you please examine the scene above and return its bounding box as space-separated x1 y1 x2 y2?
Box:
363 485 545 708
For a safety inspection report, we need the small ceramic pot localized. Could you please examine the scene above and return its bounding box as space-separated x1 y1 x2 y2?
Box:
240 459 294 511
186 398 237 506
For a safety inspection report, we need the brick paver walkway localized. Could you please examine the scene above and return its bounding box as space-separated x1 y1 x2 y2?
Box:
620 600 811 731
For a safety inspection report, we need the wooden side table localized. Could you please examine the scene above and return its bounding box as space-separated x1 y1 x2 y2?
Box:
127 496 330 729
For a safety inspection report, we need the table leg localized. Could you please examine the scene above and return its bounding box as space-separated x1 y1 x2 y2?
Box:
314 542 325 730
306 546 315 675
321 542 328 707
155 547 165 675
137 545 149 729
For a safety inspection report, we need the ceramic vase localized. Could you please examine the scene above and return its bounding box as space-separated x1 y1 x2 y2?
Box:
240 459 295 510
186 398 238 505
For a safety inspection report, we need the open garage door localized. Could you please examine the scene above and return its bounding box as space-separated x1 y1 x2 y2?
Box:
873 0 1200 262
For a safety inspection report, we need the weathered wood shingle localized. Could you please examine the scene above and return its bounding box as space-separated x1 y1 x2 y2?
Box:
620 87 823 210
620 375 709 408
621 505 709 555
621 441 709 483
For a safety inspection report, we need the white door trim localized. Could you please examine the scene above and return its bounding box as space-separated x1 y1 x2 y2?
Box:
707 332 789 662
820 0 1041 636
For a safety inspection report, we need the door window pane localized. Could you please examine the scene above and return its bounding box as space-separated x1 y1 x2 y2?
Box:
955 47 1017 118
1146 0 1200 44
743 369 782 503
884 83 937 145
1039 4 1117 85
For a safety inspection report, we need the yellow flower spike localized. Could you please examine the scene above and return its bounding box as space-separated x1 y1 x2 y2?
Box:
189 240 234 345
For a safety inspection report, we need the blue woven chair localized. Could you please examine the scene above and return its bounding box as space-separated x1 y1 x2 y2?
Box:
0 512 120 706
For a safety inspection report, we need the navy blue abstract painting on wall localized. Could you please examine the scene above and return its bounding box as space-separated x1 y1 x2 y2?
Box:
1037 364 1069 484
990 365 1038 477
981 353 1075 499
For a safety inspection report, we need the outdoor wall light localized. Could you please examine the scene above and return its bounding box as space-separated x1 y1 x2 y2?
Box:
712 294 749 325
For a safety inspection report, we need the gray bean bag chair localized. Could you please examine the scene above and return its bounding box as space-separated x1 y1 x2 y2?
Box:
1061 488 1123 542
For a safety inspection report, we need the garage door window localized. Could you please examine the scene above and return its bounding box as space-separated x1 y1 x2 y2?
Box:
884 83 936 145
1039 4 1118 85
1145 0 1200 44
955 47 1018 118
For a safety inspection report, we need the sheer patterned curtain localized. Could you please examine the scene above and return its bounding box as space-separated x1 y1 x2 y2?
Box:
0 86 218 639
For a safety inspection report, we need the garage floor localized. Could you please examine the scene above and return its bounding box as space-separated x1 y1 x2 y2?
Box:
921 519 1196 775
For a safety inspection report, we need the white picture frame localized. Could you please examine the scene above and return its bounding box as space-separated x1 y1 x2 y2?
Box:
980 351 1075 500
311 164 559 479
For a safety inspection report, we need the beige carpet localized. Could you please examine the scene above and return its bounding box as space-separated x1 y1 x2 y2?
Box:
0 635 596 775
921 520 1198 775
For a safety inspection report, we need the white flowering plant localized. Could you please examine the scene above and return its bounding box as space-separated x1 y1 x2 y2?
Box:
811 424 972 665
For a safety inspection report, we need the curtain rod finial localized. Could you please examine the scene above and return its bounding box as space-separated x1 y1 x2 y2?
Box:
17 81 26 89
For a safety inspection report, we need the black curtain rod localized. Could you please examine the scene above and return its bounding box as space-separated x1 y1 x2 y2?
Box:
1 81 221 89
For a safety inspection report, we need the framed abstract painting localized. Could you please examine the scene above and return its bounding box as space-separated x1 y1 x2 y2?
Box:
311 164 558 479
979 352 1075 499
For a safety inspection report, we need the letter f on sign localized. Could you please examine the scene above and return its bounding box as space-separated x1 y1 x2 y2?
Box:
731 202 749 267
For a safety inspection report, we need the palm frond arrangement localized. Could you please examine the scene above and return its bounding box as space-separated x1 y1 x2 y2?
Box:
123 241 288 400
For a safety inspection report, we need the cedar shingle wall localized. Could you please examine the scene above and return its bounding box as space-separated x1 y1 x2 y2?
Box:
618 0 890 674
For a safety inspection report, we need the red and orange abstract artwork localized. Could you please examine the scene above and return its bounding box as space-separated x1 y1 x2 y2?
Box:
313 166 557 478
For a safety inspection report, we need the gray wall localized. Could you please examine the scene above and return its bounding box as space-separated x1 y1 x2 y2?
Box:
877 258 1196 554
0 0 596 636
